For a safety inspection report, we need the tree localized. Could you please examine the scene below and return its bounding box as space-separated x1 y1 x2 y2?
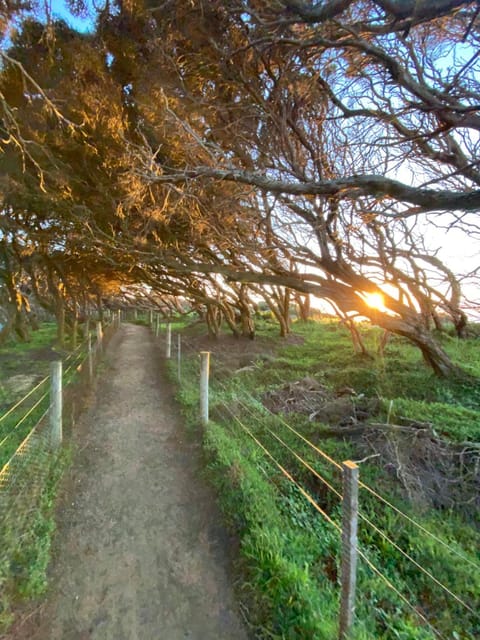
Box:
123 0 479 375
1 1 479 376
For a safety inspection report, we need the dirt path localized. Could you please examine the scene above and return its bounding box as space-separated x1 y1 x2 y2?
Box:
14 324 248 640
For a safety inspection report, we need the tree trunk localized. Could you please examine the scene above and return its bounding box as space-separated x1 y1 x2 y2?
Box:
221 303 240 338
14 310 30 342
416 334 459 377
346 319 370 356
379 315 461 377
236 285 255 339
239 306 255 338
206 305 220 337
296 293 311 322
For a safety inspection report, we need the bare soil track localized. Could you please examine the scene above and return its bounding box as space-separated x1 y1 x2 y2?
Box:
7 324 248 640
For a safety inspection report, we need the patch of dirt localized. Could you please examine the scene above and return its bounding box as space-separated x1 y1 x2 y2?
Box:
0 347 63 399
4 325 248 640
2 374 43 397
22 347 68 362
182 330 300 372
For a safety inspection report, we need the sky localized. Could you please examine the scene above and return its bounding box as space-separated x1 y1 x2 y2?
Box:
49 0 96 32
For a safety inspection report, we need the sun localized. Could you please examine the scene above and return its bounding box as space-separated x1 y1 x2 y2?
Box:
364 292 385 310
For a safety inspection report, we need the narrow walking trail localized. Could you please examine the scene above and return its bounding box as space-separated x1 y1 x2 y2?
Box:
17 324 248 640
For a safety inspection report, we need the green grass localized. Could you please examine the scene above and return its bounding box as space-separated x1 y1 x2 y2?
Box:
0 322 58 385
167 317 480 639
0 446 71 631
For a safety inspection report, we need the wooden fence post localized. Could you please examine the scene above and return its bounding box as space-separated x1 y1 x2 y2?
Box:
87 334 94 383
155 314 160 337
49 361 63 448
177 334 181 382
339 460 359 640
96 321 103 353
200 351 210 426
166 323 172 359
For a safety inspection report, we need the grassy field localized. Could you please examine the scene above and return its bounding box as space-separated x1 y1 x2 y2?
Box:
167 317 480 640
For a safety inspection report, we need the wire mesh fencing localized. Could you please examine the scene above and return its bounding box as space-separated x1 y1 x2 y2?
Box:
0 317 117 626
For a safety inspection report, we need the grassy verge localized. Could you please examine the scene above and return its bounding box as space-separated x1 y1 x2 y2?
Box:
0 446 72 631
166 318 480 639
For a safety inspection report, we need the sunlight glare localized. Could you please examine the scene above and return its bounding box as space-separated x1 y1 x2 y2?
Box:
364 292 385 310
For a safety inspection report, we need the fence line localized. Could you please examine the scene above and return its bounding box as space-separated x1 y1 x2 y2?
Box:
0 337 91 461
221 401 341 532
217 379 480 572
210 371 479 621
217 398 446 640
234 387 342 470
356 547 446 640
231 393 342 498
0 375 49 425
0 405 50 484
0 315 118 617
358 478 480 571
358 510 477 615
0 388 50 456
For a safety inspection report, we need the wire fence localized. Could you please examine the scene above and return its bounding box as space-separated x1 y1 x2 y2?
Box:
152 321 480 640
0 316 118 619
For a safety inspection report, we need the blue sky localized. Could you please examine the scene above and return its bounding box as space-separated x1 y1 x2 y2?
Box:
49 0 96 33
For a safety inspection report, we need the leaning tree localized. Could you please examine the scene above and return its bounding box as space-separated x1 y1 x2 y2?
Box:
118 0 480 375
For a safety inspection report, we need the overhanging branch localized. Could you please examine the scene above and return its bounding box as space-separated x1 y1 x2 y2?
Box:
149 167 480 213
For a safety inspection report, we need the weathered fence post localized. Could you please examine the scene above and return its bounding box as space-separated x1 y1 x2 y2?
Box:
49 361 63 448
149 309 153 326
155 314 160 337
96 321 103 353
166 323 172 359
200 351 210 426
87 333 94 383
177 334 181 382
339 460 359 640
